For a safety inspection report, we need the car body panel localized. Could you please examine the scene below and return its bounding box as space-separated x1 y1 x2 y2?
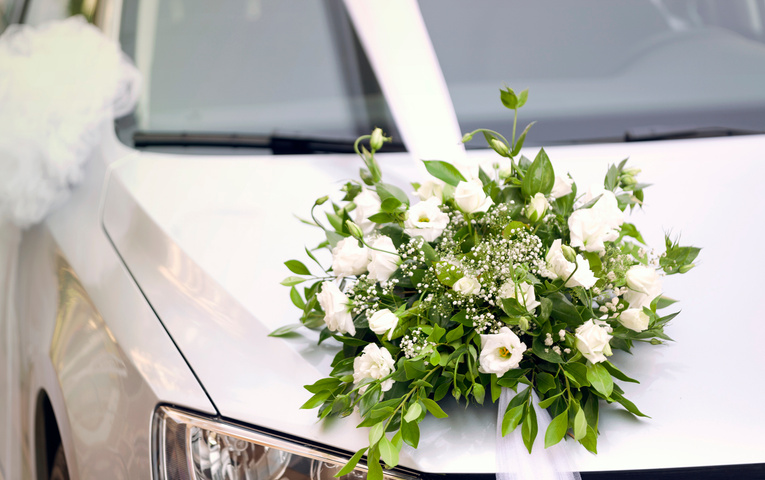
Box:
102 132 765 474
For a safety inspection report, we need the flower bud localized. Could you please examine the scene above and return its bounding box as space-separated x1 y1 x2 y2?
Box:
461 132 474 143
623 167 641 176
678 263 695 274
370 128 384 151
345 220 364 240
490 138 509 157
524 192 550 223
620 175 637 186
315 195 329 206
518 317 530 331
561 244 577 264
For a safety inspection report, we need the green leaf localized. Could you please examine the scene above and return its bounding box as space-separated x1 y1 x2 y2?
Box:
586 363 614 398
535 372 557 394
502 405 524 436
574 407 587 440
472 383 486 404
656 296 678 310
369 422 385 446
368 212 395 224
522 405 538 453
301 391 331 410
620 223 646 244
378 435 399 467
284 259 310 275
401 419 420 448
521 148 555 198
549 292 584 327
423 160 466 187
404 403 422 423
281 276 307 287
289 287 305 310
580 426 598 454
376 183 410 206
422 398 448 418
563 363 590 388
511 121 536 157
544 410 569 448
537 390 564 409
304 377 341 394
603 361 639 384
445 324 464 344
604 164 619 191
335 447 368 477
380 197 402 213
366 448 383 480
517 88 529 109
500 87 519 109
612 390 650 418
268 323 302 337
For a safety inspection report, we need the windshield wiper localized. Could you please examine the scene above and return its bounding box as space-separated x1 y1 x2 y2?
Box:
624 125 764 142
133 131 407 154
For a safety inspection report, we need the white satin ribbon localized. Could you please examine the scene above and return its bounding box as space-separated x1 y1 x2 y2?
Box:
496 387 582 480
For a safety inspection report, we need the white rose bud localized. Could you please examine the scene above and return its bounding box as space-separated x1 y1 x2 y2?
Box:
544 239 597 289
368 308 399 340
453 276 481 295
353 343 395 393
331 237 370 277
619 308 650 332
367 236 400 282
551 175 574 199
354 188 382 235
404 198 449 242
415 179 445 203
478 327 527 377
454 179 493 214
498 281 541 313
370 127 384 151
575 319 613 364
569 189 624 253
623 265 663 310
317 282 355 335
525 192 550 223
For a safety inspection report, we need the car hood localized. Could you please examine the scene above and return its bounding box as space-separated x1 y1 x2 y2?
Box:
103 136 765 474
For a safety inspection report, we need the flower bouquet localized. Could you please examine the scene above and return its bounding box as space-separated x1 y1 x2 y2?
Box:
274 87 699 478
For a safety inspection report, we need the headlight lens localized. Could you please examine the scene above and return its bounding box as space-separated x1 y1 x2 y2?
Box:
152 406 417 480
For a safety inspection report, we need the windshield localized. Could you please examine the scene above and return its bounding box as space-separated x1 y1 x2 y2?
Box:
117 0 399 151
419 0 765 145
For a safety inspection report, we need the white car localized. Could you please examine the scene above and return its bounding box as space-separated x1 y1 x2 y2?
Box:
2 0 765 479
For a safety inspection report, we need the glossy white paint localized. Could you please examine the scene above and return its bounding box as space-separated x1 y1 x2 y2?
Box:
102 134 765 473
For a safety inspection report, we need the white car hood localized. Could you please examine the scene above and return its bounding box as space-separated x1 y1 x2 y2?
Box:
102 136 765 474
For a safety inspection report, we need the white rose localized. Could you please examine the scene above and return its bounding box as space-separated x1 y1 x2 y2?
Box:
331 237 370 277
623 265 663 309
367 236 400 282
498 281 541 313
404 197 449 242
354 189 382 235
453 276 481 295
415 179 444 203
569 190 624 254
317 282 355 335
368 308 398 340
544 239 597 289
353 343 395 393
619 308 650 332
454 179 493 214
551 175 573 198
478 327 527 376
575 319 613 364
524 192 550 223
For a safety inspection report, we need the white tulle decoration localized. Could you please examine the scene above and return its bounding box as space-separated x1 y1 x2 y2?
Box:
496 387 582 480
0 15 140 228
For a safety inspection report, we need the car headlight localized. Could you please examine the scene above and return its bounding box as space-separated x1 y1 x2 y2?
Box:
152 406 418 480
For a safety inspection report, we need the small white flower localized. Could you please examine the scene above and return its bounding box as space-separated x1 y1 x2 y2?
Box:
454 178 493 214
551 175 574 198
404 197 449 242
331 237 370 277
623 265 663 309
317 282 355 335
525 192 550 223
353 343 396 393
544 239 597 289
619 308 650 332
368 308 398 340
569 189 624 253
575 319 613 364
353 188 382 235
367 236 400 282
478 327 527 376
415 179 445 203
498 281 540 312
453 276 481 295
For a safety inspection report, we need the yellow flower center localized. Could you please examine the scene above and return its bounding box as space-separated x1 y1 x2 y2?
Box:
498 346 511 358
418 214 430 223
